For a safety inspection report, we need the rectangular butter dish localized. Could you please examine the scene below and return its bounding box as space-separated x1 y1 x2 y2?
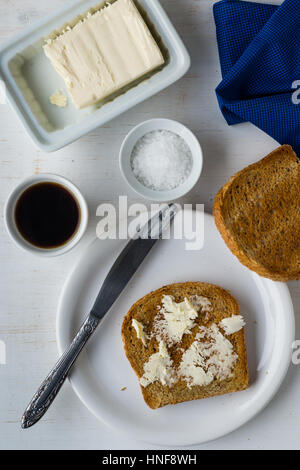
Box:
0 0 190 152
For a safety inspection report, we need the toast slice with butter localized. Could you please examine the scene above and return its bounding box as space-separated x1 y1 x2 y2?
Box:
214 145 300 281
122 282 248 409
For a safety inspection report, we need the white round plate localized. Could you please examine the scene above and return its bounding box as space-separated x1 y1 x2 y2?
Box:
57 212 294 446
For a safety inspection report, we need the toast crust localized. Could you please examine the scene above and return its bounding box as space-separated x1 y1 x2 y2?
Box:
213 145 300 282
122 282 249 409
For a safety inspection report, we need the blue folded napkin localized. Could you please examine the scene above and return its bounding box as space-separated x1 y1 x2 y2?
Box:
214 0 300 155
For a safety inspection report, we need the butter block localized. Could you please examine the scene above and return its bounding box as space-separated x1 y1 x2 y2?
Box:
43 0 165 109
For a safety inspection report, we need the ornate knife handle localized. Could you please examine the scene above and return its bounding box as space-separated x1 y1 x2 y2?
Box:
21 313 99 429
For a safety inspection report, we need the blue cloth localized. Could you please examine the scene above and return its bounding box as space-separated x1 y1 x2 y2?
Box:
214 0 300 155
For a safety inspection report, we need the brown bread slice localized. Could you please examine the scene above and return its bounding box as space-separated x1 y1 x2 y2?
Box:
214 145 300 281
122 282 249 409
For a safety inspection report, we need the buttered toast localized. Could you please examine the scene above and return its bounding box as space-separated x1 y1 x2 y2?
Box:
122 282 248 409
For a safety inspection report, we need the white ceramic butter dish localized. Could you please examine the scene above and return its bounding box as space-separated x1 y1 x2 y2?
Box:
0 0 190 152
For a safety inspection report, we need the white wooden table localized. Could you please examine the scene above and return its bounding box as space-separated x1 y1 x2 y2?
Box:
1 0 299 450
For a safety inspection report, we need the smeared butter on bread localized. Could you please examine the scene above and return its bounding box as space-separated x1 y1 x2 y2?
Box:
132 319 148 347
152 295 205 346
179 324 238 388
140 341 175 388
220 315 246 335
122 282 249 409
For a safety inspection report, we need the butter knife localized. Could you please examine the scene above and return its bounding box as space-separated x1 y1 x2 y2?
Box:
21 203 177 428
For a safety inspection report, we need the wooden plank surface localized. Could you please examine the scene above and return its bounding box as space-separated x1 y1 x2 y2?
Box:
1 0 299 450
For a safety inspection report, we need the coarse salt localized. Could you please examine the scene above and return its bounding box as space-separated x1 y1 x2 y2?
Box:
130 130 193 191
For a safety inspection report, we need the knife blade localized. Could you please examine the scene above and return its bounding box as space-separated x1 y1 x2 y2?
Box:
21 203 178 428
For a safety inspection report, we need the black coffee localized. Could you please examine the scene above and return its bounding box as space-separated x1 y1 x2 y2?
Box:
15 182 80 249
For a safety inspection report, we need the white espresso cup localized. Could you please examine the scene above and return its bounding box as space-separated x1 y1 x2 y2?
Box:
4 174 89 257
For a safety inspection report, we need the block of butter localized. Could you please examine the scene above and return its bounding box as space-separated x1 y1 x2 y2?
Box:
43 0 165 109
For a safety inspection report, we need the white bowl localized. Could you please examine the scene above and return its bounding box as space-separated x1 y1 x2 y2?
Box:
119 118 203 202
4 174 89 257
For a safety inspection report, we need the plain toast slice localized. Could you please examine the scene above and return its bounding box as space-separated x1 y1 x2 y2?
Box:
214 145 300 281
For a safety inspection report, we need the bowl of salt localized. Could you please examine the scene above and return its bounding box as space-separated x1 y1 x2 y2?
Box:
119 118 203 202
